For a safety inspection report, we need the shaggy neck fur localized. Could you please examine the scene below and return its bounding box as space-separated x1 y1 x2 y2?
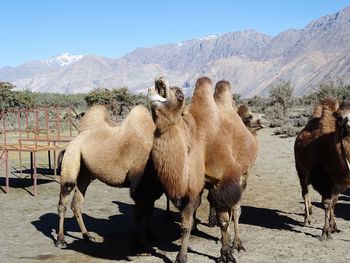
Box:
152 115 195 199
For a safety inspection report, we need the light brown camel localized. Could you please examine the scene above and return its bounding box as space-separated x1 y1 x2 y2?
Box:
295 97 350 240
55 104 163 248
148 76 243 263
208 81 259 252
236 104 265 136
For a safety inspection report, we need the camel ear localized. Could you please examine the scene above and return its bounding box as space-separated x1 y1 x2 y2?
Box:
175 89 184 101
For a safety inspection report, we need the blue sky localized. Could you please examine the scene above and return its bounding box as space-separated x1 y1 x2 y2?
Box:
1 0 350 67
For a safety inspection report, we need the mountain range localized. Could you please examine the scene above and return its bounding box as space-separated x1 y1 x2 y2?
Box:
1 7 350 97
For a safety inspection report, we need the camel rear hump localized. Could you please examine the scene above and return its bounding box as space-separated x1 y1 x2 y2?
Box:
78 104 116 132
214 80 234 110
120 105 155 140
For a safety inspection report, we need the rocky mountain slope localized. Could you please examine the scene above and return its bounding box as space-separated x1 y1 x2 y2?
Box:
1 7 350 97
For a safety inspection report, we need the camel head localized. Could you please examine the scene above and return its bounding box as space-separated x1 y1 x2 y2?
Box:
336 99 350 134
237 104 266 130
148 76 185 131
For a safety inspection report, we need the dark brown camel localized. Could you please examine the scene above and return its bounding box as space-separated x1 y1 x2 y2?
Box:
295 97 350 240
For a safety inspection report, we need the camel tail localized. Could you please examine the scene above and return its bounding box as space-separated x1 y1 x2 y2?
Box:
208 176 242 212
57 149 65 175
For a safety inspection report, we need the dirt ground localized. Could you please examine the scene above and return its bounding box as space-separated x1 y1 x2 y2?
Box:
1 127 350 263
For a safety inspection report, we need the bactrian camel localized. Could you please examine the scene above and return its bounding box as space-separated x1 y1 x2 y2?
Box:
295 97 350 240
55 104 163 248
148 76 252 263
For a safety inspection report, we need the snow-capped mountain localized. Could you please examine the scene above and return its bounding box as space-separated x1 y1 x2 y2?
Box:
1 7 350 96
40 53 83 67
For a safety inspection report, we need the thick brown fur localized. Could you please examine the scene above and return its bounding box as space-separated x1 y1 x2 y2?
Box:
55 104 163 249
149 77 246 263
294 97 350 240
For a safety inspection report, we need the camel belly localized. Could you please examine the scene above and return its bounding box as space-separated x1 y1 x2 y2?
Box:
82 153 129 187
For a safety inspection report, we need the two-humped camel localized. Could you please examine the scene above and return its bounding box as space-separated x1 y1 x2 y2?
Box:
295 97 350 239
55 104 163 248
148 76 256 263
206 82 260 251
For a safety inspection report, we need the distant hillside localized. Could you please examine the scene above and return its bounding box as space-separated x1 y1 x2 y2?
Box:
1 7 350 97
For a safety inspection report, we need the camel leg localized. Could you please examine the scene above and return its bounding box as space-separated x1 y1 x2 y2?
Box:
217 209 237 263
320 197 332 241
55 182 76 248
299 174 312 225
192 190 203 232
132 199 157 249
70 173 94 241
232 202 245 252
175 196 201 263
207 189 217 227
330 195 340 233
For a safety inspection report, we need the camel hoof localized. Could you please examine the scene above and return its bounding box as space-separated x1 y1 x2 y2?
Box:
175 253 187 263
217 247 237 263
319 232 332 241
208 218 217 227
54 239 67 248
331 225 340 233
232 240 246 252
309 207 313 215
303 218 311 226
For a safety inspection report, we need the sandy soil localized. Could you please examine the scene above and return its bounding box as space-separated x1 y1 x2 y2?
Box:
1 127 350 263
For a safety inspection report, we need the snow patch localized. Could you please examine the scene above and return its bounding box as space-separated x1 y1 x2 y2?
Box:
199 34 220 41
41 53 83 67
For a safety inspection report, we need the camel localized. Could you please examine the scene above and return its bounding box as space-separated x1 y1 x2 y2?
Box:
148 76 245 263
294 97 350 240
236 104 265 136
55 104 163 248
207 81 259 252
167 104 264 226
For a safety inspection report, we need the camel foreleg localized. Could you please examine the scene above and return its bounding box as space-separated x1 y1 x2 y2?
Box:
320 197 333 241
175 196 201 263
330 195 340 233
232 203 245 252
217 210 237 263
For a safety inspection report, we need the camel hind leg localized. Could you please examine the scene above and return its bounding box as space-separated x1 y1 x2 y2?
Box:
55 146 81 248
330 195 340 233
297 165 312 225
55 181 76 248
70 168 94 242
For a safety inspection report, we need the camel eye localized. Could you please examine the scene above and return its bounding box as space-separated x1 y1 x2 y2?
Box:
175 89 184 101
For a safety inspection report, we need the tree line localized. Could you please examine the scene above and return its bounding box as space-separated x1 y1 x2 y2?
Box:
1 80 350 136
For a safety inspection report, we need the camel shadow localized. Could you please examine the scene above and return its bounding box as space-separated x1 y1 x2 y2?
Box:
238 205 321 237
0 176 54 195
312 201 350 221
338 189 350 201
240 205 304 231
31 200 217 262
